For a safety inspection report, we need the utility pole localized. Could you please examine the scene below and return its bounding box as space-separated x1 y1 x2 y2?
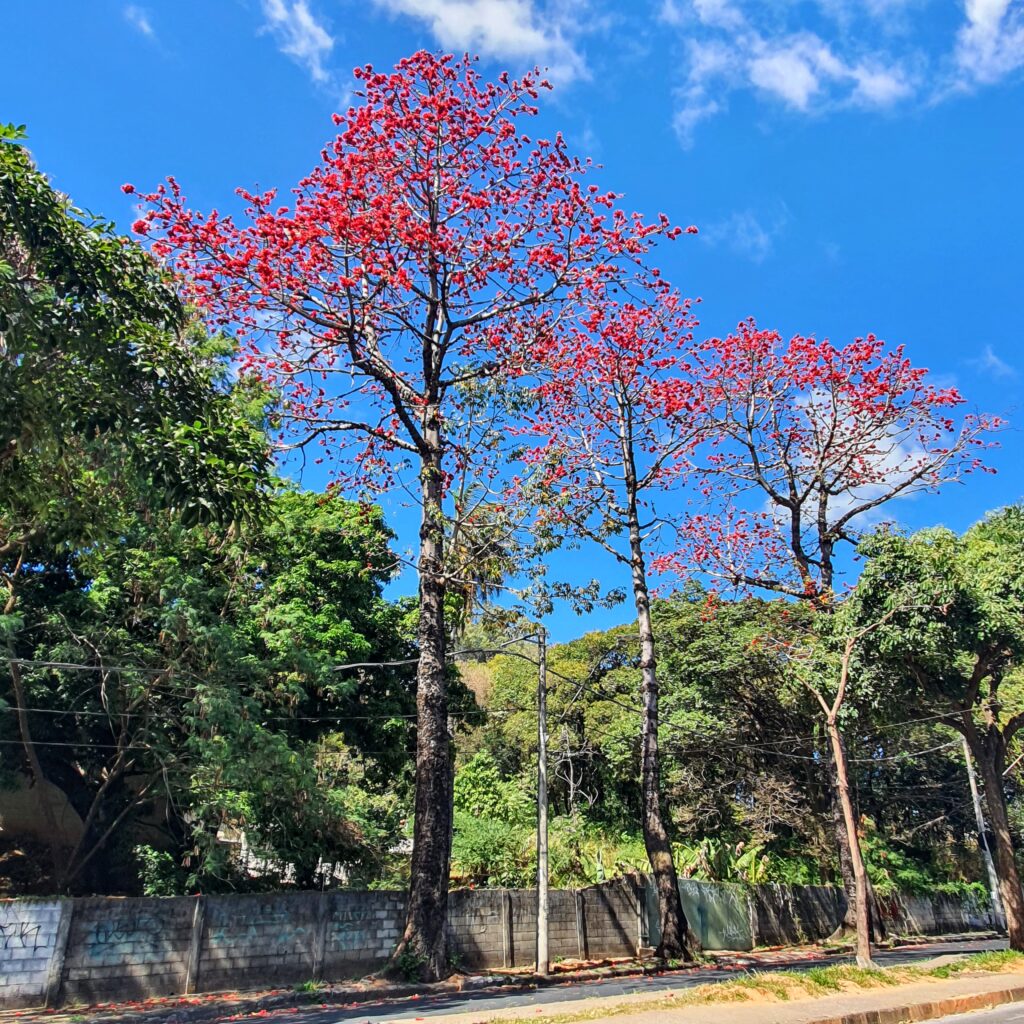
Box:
963 736 1006 931
536 626 549 977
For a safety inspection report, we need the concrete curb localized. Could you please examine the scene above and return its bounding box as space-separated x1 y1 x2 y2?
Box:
806 983 1024 1024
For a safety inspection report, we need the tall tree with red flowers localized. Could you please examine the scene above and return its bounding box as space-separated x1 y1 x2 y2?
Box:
131 51 679 979
522 282 702 959
665 319 998 605
660 318 999 948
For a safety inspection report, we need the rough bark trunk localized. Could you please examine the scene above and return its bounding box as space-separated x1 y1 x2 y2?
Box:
826 720 873 967
622 447 692 960
635 594 692 960
390 439 453 981
970 731 1024 951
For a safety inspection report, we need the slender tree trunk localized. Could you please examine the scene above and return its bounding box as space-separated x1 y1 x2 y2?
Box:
969 731 1024 951
622 450 692 960
829 774 859 939
825 720 873 966
828 757 886 944
391 438 453 981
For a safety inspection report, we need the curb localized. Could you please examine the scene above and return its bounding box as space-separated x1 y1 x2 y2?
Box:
806 983 1024 1024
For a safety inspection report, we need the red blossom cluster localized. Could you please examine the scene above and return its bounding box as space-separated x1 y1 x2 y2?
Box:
668 319 1001 601
129 51 680 495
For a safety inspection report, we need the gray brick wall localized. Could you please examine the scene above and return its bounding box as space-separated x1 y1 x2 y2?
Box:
447 889 505 967
0 900 65 1006
579 879 638 958
0 881 999 1009
320 890 404 976
60 897 195 1004
200 893 319 993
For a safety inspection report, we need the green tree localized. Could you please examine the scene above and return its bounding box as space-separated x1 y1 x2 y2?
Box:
852 507 1024 949
0 124 270 882
2 489 416 893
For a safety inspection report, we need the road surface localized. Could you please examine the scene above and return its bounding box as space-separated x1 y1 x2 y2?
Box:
932 1005 1024 1023
283 938 1008 1024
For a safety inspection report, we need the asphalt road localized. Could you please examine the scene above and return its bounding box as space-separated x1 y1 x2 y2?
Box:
931 1004 1024 1023
282 938 1008 1024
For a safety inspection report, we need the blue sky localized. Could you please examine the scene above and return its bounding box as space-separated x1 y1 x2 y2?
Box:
3 0 1023 640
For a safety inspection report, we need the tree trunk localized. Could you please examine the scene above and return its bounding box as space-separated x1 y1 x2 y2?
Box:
970 730 1024 951
825 733 886 945
826 720 873 967
623 456 692 960
828 775 860 940
390 440 453 981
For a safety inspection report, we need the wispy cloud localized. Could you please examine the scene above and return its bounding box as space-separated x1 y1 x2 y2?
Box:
372 0 588 84
700 205 790 263
261 0 335 84
971 344 1019 379
954 0 1024 86
124 4 156 39
661 0 1024 144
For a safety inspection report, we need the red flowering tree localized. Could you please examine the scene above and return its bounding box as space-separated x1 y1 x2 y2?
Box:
522 282 702 959
131 51 678 979
663 318 999 947
664 319 998 604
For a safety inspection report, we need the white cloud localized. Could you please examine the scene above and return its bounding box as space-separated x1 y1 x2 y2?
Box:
850 63 914 105
692 0 745 29
700 205 790 263
124 5 156 39
971 344 1019 379
372 0 587 83
671 8 916 144
658 0 686 26
660 0 1024 144
261 0 335 84
955 0 1024 84
749 45 827 110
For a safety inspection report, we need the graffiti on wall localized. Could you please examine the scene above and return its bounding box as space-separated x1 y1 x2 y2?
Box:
0 920 44 950
82 911 169 961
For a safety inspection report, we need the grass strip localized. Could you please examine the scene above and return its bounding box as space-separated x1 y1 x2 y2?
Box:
488 951 1024 1024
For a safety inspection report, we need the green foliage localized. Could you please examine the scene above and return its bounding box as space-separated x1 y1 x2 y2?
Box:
451 812 534 887
454 751 531 824
461 578 996 895
851 507 1024 722
134 846 188 898
2 486 417 893
0 131 270 555
859 819 964 897
393 949 428 982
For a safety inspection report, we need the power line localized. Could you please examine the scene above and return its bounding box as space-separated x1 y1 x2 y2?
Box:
0 704 527 724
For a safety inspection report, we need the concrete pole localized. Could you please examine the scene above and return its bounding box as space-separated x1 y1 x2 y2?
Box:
963 736 1006 931
536 626 550 976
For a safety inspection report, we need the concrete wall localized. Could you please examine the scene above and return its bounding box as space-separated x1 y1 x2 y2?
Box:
647 880 996 952
0 879 996 1010
0 900 67 1007
61 896 195 1004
